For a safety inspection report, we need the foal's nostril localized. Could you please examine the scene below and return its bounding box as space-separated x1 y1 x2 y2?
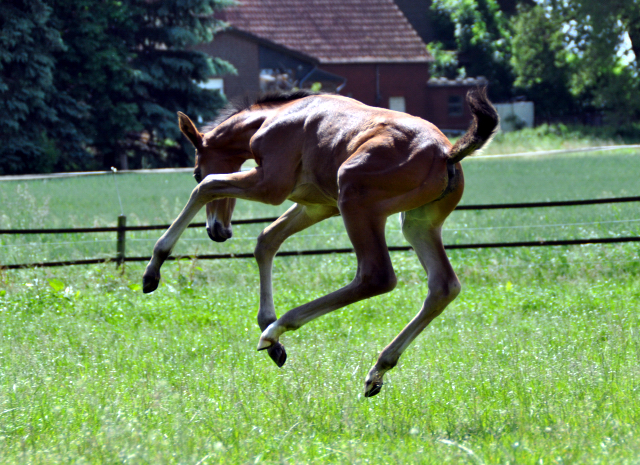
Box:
206 226 219 242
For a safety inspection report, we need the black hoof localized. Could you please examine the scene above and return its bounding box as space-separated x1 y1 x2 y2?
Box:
142 272 160 293
267 342 287 367
364 382 383 398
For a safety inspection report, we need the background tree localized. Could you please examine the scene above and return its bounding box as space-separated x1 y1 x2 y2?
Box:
568 0 640 123
511 0 640 124
428 0 516 101
50 0 234 170
510 4 579 119
0 0 233 175
0 0 87 175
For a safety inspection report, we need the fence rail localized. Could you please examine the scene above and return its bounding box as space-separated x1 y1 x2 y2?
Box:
4 236 640 271
2 195 640 270
3 196 640 236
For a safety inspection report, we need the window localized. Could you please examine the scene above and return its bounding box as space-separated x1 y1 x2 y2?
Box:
199 78 224 96
448 95 464 117
389 96 406 113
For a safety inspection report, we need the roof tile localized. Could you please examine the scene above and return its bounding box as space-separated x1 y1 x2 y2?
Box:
221 0 432 63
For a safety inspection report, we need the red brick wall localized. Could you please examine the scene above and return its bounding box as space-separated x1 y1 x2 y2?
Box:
320 63 431 120
425 86 473 131
195 33 261 100
320 63 477 131
194 37 476 131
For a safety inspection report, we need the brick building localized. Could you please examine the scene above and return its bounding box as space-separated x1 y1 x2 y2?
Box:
197 0 482 131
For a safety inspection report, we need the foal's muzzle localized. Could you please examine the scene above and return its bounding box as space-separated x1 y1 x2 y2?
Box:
206 221 233 243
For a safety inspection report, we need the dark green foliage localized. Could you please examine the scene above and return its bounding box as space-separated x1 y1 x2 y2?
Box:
566 0 640 124
511 1 640 125
49 0 234 171
429 0 516 102
428 0 640 126
0 0 233 175
510 5 580 119
0 0 88 175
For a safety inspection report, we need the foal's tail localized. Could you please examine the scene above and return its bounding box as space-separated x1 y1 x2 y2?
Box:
447 88 499 165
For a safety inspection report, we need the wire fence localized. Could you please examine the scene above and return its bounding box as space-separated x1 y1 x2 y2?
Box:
2 195 639 270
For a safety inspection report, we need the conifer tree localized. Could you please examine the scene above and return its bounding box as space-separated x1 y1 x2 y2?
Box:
0 0 233 174
0 0 87 174
49 0 234 170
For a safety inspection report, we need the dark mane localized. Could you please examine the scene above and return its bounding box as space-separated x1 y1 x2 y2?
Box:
255 89 320 106
202 89 321 133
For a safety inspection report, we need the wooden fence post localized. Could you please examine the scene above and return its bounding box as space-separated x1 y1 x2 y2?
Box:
116 215 126 268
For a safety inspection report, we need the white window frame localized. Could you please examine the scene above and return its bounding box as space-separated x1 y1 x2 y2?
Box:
389 96 406 113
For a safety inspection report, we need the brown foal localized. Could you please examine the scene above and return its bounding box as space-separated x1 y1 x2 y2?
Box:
143 89 499 397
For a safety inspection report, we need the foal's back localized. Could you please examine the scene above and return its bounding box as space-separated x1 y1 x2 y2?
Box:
254 94 453 208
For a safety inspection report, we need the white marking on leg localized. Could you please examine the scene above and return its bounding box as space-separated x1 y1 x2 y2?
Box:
257 322 286 350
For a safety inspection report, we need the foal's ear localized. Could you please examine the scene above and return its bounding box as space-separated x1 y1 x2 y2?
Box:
177 112 203 149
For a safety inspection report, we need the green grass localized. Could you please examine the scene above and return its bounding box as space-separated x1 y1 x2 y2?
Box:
482 122 640 155
1 246 639 463
1 130 640 463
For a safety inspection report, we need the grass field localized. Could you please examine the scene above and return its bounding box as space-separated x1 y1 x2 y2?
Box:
1 129 640 463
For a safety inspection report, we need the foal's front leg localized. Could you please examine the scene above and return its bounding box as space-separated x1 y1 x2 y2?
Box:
254 203 338 366
143 169 264 293
142 188 208 293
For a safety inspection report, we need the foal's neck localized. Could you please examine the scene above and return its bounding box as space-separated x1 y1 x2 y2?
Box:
208 107 277 153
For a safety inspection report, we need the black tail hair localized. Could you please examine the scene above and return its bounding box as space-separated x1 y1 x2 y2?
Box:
447 88 499 164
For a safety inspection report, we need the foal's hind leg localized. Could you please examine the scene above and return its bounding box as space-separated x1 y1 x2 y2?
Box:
364 207 460 397
256 206 397 353
254 203 338 366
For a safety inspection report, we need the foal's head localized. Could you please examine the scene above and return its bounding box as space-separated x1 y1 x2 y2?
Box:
178 112 239 243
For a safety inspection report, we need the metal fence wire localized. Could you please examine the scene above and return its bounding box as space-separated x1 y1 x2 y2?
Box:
2 195 640 270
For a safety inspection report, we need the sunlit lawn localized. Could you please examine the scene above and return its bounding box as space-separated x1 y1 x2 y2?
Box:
1 244 639 463
1 129 640 463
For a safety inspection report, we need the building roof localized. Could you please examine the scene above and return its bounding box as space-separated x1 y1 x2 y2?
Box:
219 0 433 64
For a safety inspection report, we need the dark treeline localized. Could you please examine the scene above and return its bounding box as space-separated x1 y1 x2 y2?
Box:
0 0 233 175
1 0 639 175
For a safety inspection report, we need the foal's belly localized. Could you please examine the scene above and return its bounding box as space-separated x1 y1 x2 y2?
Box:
288 182 338 206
